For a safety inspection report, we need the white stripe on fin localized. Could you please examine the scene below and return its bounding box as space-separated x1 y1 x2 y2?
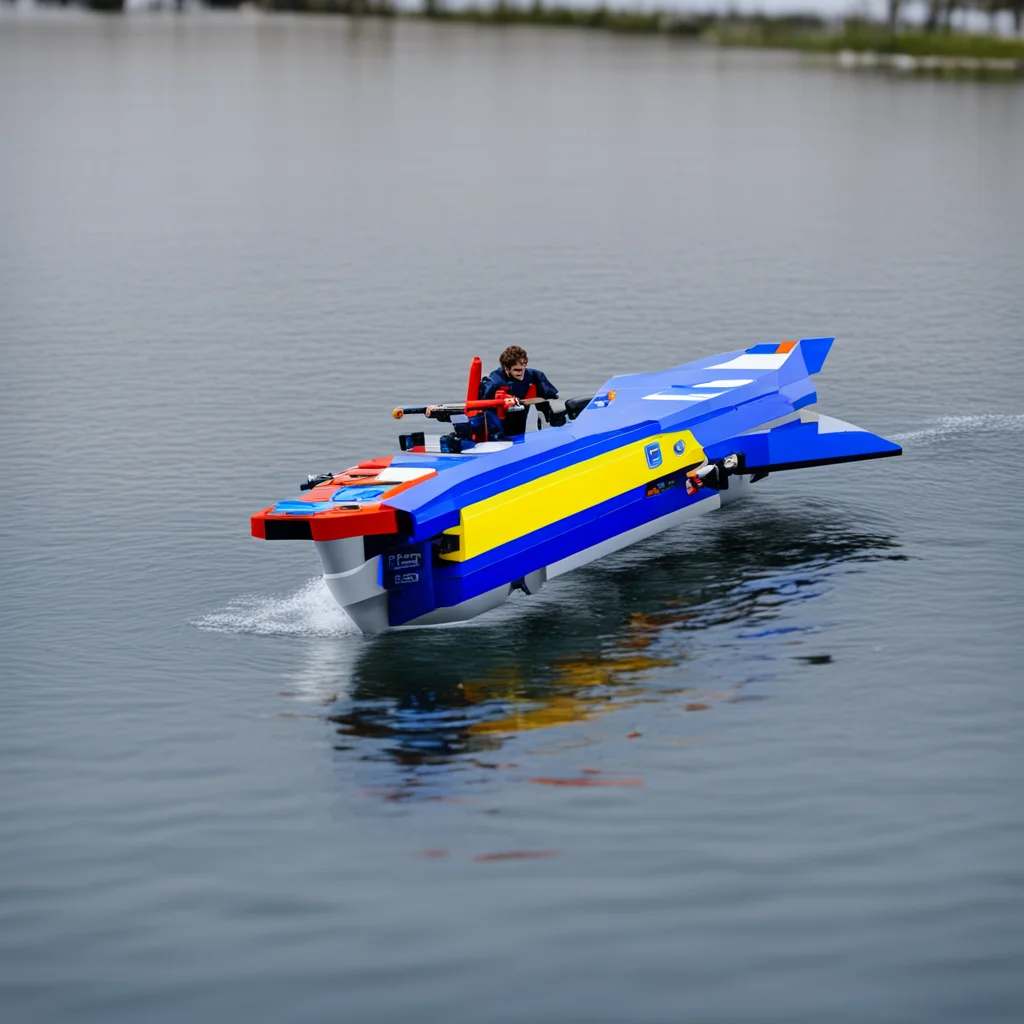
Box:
375 467 436 483
708 354 789 371
692 379 754 388
815 415 867 434
643 391 724 401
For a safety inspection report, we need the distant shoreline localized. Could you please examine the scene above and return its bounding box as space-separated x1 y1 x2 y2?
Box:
17 2 1024 76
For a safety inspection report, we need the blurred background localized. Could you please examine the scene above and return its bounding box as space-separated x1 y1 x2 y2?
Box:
1 5 1022 1024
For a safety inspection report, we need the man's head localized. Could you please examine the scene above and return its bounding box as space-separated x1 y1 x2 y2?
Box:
500 345 529 381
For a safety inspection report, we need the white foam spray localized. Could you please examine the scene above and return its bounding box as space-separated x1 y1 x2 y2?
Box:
892 413 1024 446
194 577 359 638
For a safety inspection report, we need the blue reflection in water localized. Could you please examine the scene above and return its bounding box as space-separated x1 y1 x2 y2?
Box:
315 506 904 797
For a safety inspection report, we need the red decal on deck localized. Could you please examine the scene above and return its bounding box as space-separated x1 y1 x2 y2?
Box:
308 506 398 542
473 850 560 862
528 777 643 787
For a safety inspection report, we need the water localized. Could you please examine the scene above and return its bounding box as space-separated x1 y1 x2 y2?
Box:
2 10 1023 1022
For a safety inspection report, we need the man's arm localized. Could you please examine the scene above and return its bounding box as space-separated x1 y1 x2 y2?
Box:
479 371 503 400
531 369 559 400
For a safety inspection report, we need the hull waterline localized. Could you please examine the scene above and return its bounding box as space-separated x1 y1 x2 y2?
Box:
318 483 744 633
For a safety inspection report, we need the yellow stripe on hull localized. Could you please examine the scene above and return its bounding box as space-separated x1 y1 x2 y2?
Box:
440 430 705 563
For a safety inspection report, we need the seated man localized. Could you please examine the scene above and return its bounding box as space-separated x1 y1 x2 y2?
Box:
480 345 559 439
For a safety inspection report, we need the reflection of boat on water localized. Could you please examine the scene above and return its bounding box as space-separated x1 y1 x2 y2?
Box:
253 337 900 633
326 510 903 773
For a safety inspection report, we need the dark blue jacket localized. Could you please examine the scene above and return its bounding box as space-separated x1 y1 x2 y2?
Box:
479 366 559 439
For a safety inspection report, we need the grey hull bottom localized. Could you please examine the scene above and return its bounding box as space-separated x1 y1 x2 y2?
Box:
317 478 755 635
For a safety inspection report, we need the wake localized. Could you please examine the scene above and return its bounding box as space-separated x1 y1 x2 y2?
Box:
193 577 358 637
891 413 1024 446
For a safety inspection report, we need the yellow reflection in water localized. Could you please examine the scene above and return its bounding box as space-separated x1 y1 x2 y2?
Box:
462 626 688 737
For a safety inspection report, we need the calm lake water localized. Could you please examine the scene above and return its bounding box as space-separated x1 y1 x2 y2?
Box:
2 9 1023 1022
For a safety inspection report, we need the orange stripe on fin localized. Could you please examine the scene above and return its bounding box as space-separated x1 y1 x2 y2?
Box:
776 341 797 353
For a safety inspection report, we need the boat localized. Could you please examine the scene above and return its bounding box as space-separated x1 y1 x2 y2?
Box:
250 338 901 633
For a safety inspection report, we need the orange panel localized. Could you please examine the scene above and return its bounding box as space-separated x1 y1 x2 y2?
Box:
776 340 797 353
309 506 398 541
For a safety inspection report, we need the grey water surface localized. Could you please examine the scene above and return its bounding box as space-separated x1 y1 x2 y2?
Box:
2 10 1023 1023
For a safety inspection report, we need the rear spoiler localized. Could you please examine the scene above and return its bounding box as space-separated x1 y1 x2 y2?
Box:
705 412 901 474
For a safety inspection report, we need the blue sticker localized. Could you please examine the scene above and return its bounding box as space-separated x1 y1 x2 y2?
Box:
645 442 663 470
673 439 686 456
332 485 388 503
271 500 333 515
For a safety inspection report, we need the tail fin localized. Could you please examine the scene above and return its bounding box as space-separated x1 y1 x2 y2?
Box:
794 337 833 375
708 337 833 379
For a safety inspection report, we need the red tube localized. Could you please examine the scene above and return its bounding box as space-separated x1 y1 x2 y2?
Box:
466 355 482 407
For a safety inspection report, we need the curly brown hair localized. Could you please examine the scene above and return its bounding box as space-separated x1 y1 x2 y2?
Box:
499 345 529 370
